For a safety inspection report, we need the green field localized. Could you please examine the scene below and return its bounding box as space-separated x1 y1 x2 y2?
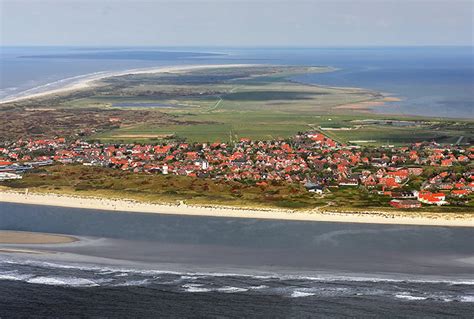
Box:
90 68 473 145
93 105 472 145
5 65 472 145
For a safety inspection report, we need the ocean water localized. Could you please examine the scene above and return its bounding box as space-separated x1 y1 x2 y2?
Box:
0 46 472 118
0 47 205 101
0 203 473 317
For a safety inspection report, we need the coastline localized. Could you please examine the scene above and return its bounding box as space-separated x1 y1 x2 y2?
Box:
1 63 399 117
0 64 259 105
1 191 473 227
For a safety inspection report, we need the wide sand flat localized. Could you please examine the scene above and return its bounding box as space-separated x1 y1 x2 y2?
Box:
0 230 77 244
0 64 259 105
1 191 473 227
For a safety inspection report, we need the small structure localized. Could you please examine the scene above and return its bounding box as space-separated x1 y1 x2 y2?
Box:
0 172 22 181
389 199 421 209
390 191 417 199
338 179 358 186
305 182 324 194
451 189 470 197
417 191 448 206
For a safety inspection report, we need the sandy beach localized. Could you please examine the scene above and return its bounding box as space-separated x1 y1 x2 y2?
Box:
1 191 472 227
0 64 258 105
0 230 77 245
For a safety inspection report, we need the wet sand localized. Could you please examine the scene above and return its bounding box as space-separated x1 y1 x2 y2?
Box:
0 230 78 244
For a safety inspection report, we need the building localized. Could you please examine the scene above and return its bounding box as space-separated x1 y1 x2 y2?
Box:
0 172 22 181
417 191 448 205
389 199 422 209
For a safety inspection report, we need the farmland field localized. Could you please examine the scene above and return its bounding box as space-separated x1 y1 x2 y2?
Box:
2 65 472 145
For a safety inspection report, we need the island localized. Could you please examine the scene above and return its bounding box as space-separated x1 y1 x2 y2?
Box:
0 64 473 225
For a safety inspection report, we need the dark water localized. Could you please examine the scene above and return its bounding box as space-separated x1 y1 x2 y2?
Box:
0 203 473 317
1 46 473 118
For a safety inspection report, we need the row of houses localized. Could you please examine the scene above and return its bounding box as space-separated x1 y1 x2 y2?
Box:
1 134 472 207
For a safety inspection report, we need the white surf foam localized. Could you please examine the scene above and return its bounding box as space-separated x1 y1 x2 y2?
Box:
459 296 474 303
0 271 33 282
291 290 316 298
248 285 269 290
3 257 474 288
394 293 427 301
181 284 248 293
182 284 211 293
114 279 150 287
26 276 99 287
216 286 248 293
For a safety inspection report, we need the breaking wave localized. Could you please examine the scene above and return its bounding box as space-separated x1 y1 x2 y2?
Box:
26 276 101 287
291 290 316 298
394 293 428 301
0 257 473 302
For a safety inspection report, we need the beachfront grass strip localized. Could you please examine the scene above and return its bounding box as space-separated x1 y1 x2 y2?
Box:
2 165 473 214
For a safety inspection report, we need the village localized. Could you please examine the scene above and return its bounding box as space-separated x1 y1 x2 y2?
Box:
0 132 472 209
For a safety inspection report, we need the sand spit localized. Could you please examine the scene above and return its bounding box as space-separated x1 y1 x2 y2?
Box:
0 64 259 105
1 191 473 227
0 230 78 245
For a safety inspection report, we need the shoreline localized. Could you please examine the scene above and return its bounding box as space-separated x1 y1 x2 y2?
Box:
0 64 259 105
1 191 473 227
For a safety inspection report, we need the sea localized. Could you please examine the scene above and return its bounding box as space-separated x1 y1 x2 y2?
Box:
0 46 473 118
0 203 473 318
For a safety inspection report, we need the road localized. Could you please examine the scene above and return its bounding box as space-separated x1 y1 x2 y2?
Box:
455 136 464 145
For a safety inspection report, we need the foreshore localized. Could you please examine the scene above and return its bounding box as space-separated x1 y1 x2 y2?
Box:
1 191 473 227
0 64 258 105
0 230 77 245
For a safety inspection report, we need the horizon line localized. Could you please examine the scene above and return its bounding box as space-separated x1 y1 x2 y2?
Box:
1 44 473 49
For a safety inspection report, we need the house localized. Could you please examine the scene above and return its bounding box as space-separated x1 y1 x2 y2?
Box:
389 199 421 209
390 191 416 199
338 179 358 186
441 159 453 167
304 181 324 194
379 177 400 189
417 191 448 205
387 169 409 182
451 189 470 197
0 172 22 181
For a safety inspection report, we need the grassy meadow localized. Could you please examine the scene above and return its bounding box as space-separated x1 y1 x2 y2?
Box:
4 65 471 145
2 165 472 214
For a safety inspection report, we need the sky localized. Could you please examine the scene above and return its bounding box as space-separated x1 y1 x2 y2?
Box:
0 0 472 47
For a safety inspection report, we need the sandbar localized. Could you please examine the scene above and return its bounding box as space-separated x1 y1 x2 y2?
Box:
0 230 78 244
0 64 259 105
